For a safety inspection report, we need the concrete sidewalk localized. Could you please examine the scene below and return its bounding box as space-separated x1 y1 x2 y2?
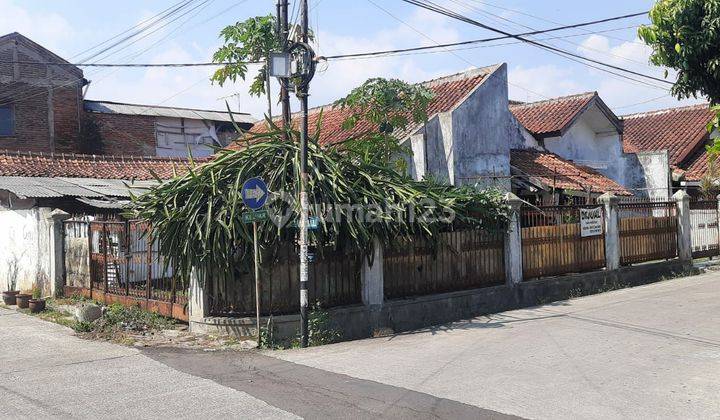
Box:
271 272 720 419
0 308 296 419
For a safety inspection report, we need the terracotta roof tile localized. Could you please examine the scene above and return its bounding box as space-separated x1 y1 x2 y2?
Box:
510 148 631 195
682 140 713 182
621 103 714 165
0 152 196 180
510 92 596 137
233 66 498 149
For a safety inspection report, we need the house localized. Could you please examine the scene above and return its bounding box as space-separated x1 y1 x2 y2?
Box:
244 64 628 203
622 104 717 197
509 92 667 200
0 151 193 296
0 32 254 158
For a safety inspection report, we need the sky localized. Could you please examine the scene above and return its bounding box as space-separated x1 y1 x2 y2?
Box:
0 0 705 120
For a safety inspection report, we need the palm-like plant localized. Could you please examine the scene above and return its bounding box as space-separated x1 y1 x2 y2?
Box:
128 121 509 285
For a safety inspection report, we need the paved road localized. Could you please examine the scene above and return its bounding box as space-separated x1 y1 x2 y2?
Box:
2 272 719 419
272 272 720 419
0 308 297 419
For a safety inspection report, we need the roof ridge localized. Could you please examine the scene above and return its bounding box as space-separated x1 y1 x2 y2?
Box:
509 92 596 109
0 150 198 163
274 64 501 118
83 99 251 116
621 102 712 119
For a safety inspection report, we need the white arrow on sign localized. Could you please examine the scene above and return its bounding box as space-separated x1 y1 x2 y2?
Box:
244 186 266 201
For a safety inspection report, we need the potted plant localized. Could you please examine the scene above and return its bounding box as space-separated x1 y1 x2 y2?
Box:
2 277 19 306
28 287 45 313
15 292 31 309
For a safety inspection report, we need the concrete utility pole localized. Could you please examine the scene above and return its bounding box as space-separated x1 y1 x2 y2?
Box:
297 0 311 348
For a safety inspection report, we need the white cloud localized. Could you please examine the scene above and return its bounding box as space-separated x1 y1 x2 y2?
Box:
0 0 75 53
508 64 586 102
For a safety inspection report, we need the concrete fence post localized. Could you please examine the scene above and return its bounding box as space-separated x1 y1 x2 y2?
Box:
47 209 71 297
673 190 692 263
598 193 620 270
361 237 384 308
503 192 523 285
188 268 209 324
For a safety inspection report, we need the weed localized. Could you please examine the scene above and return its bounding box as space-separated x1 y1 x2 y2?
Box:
73 321 94 333
308 301 341 346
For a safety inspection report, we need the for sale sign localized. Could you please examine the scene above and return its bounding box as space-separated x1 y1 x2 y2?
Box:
580 207 603 237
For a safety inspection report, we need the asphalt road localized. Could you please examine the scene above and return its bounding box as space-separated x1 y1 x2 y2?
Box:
2 271 719 419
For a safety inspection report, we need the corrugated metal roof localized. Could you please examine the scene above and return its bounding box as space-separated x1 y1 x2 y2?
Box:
60 178 157 197
0 177 159 199
84 100 255 124
76 197 131 209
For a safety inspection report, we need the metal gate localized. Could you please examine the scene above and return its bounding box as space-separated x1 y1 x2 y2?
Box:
63 219 188 321
690 200 720 259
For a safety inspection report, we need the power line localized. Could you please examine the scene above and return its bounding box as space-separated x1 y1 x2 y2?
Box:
322 10 649 60
0 11 652 68
329 26 641 61
399 0 672 87
365 0 550 99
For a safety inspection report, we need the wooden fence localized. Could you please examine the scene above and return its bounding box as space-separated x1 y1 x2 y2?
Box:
618 201 678 265
521 205 606 280
689 200 720 259
383 229 505 299
208 242 362 317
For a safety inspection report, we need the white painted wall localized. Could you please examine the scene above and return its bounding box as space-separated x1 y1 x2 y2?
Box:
0 194 53 295
404 64 525 191
543 116 628 187
636 151 672 200
155 117 222 158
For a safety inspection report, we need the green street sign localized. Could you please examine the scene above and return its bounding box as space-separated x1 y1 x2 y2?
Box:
242 209 268 224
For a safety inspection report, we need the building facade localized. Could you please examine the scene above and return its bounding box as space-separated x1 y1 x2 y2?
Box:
0 32 254 158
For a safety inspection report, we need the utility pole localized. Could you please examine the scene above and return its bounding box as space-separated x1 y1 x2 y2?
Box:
297 0 311 348
279 0 291 132
270 0 314 348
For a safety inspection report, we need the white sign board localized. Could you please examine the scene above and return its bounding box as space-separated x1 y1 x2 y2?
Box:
580 207 603 237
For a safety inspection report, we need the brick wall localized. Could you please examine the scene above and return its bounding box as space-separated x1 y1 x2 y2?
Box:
89 112 157 156
53 85 82 153
0 81 53 153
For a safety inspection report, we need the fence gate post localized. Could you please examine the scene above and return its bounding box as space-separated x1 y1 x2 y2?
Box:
188 268 209 325
673 190 693 263
361 237 384 307
503 193 523 285
598 193 620 270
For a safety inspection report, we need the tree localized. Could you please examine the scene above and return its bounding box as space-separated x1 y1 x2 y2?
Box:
639 1 720 168
333 78 434 171
210 15 312 98
210 15 278 97
639 0 720 103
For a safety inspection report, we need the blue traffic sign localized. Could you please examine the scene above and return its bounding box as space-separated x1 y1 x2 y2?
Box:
241 178 268 210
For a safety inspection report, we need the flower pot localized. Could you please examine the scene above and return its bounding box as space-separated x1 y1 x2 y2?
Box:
28 299 45 313
2 291 19 305
15 294 31 309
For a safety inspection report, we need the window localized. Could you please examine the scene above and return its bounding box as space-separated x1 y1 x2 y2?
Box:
0 105 14 136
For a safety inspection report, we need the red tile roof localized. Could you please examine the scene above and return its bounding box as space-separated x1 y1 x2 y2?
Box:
510 92 596 137
0 152 195 180
234 66 500 149
621 103 714 166
681 140 713 182
510 148 632 195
